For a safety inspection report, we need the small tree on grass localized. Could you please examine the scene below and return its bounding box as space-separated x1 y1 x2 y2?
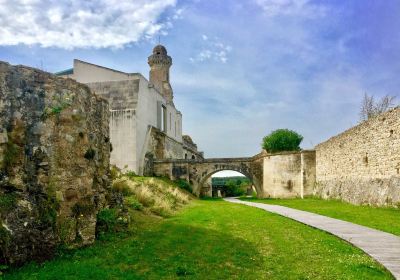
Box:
262 129 303 153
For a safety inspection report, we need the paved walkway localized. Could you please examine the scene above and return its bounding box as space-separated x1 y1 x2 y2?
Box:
224 197 400 279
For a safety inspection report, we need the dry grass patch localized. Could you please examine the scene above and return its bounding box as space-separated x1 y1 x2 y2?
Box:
111 173 193 217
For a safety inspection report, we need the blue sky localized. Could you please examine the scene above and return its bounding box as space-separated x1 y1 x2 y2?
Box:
1 0 399 159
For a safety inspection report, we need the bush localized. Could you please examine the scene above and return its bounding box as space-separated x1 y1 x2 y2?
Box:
225 180 246 197
124 196 143 210
175 179 193 193
96 208 128 236
262 129 303 153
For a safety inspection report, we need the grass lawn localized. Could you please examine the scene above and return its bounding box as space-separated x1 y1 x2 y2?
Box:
4 200 393 279
241 197 400 236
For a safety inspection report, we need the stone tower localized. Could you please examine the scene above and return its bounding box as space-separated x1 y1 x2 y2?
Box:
148 44 174 103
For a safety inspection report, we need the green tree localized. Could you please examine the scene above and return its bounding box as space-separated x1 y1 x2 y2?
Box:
262 129 303 153
225 179 245 197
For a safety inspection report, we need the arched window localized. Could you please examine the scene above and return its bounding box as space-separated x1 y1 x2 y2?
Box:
185 153 188 159
192 155 196 160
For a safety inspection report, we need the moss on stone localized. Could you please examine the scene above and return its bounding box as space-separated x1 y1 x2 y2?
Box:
0 223 11 249
2 138 20 170
41 102 71 120
0 193 16 214
38 196 59 228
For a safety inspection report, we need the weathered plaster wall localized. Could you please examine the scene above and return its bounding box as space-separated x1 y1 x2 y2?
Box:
0 62 111 265
315 107 400 206
85 79 139 172
262 150 315 198
109 110 137 171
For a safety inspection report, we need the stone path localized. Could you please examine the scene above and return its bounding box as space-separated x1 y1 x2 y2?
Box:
224 197 400 279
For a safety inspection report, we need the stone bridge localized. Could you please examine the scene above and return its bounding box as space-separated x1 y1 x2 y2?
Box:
152 154 265 196
151 150 316 198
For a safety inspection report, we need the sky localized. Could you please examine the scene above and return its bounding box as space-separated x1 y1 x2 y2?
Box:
1 0 399 165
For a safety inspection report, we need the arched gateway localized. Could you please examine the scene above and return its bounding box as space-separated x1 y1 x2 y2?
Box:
152 155 265 196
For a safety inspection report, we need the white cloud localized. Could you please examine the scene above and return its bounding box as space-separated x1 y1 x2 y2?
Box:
255 0 327 18
0 0 177 49
190 35 232 63
172 8 185 20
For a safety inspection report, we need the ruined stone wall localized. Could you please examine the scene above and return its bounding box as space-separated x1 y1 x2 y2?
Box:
315 107 400 206
0 62 111 265
148 128 183 160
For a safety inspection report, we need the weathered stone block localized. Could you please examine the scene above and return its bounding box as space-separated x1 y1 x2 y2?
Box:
0 61 111 265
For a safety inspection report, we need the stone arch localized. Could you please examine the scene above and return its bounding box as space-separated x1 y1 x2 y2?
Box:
195 163 262 197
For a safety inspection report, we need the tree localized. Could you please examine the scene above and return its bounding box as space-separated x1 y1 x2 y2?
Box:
262 129 303 153
359 93 396 122
225 179 246 197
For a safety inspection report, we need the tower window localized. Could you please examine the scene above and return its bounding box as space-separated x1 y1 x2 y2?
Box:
161 105 167 132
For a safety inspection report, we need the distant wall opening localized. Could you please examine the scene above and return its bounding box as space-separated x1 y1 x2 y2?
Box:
210 170 256 198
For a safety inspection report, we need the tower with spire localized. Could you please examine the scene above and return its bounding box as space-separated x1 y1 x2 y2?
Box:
148 44 174 104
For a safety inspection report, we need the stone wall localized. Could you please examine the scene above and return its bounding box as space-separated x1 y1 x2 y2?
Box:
262 150 315 198
315 107 400 206
0 62 111 265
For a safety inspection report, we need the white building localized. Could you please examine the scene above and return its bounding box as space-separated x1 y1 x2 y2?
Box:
57 45 203 174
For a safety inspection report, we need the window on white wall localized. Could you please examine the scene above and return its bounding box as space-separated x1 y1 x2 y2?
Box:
175 121 177 136
161 105 167 132
169 113 172 131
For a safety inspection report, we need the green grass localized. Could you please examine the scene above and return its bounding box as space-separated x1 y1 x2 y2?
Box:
241 197 400 236
4 200 393 279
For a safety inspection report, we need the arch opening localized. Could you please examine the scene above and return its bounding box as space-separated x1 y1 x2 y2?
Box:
201 170 258 198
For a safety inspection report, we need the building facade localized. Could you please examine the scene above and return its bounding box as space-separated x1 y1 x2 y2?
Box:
57 45 203 174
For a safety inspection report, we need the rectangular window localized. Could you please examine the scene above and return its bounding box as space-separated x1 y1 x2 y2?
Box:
175 121 177 136
161 105 167 132
169 113 172 131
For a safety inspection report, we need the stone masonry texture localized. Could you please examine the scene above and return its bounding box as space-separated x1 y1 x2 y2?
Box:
315 107 400 207
0 62 111 265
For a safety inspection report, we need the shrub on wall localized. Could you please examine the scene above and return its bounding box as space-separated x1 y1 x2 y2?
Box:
262 129 303 153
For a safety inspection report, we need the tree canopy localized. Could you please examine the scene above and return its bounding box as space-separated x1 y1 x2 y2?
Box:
262 129 303 153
